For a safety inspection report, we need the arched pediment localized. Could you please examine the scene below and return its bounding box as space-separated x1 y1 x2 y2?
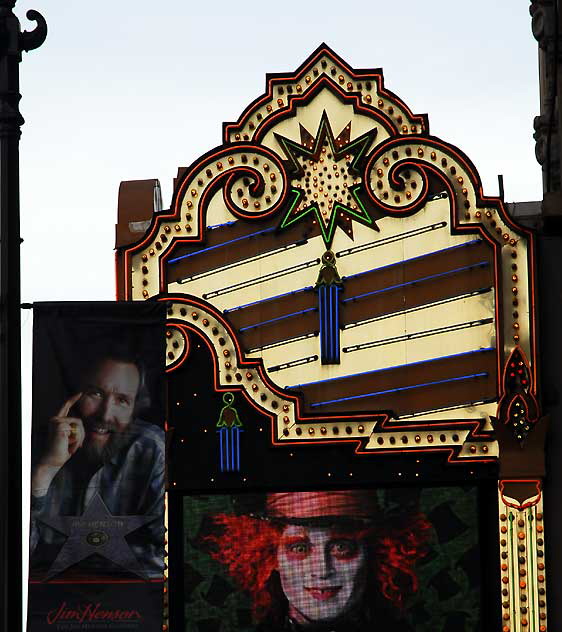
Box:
117 44 538 462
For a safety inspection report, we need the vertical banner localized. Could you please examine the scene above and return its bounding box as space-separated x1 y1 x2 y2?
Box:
27 302 166 632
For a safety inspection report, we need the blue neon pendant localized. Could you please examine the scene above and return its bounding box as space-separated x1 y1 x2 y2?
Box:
316 250 342 365
216 392 244 472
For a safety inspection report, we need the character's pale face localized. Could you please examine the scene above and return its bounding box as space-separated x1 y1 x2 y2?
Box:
277 525 367 624
78 359 139 460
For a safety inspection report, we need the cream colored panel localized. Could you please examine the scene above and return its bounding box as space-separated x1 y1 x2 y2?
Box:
401 205 466 260
397 401 497 421
205 187 238 228
343 290 494 346
250 334 320 377
333 199 475 282
256 292 495 388
168 182 471 317
166 175 497 399
364 429 472 451
261 87 387 158
344 323 494 377
168 188 495 397
168 237 323 312
497 488 548 631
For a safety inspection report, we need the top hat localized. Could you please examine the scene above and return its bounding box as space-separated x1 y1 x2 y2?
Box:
264 490 380 526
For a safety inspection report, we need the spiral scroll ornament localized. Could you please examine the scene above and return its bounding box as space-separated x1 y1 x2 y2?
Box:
362 137 535 367
128 145 288 300
19 9 48 52
363 138 520 241
363 139 476 217
364 152 428 214
178 145 288 224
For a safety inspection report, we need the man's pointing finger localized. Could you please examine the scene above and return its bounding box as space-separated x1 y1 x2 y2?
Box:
57 392 83 418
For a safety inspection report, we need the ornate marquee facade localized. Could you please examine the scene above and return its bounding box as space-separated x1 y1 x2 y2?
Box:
116 46 547 632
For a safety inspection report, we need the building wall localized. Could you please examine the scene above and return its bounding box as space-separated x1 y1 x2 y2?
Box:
531 2 562 628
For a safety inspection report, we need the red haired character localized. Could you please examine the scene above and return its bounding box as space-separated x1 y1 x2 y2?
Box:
205 490 431 631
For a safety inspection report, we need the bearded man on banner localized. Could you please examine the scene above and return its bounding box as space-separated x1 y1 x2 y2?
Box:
29 349 165 580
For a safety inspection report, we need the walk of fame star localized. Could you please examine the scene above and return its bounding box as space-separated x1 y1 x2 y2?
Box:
275 110 379 247
39 492 158 580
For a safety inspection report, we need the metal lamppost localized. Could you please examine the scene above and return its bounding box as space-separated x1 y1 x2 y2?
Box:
0 1 46 629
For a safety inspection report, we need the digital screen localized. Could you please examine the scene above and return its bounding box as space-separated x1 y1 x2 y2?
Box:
182 487 481 631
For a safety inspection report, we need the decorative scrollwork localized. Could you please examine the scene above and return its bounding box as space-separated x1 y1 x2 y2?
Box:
19 9 47 52
162 296 387 449
363 138 488 229
165 324 190 372
163 296 299 440
126 145 288 300
497 347 539 445
530 1 555 48
178 144 288 224
363 143 429 214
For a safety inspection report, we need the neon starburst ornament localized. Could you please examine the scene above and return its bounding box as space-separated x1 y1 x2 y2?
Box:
276 111 379 247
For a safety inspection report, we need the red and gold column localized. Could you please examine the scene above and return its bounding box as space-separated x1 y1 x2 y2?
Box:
498 480 548 632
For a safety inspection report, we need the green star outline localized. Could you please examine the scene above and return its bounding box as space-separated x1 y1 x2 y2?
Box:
275 112 378 247
281 185 373 246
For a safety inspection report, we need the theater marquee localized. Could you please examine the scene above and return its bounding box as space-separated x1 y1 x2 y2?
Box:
116 46 546 632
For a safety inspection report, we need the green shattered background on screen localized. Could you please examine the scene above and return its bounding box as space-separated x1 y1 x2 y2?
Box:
405 486 481 631
183 487 481 632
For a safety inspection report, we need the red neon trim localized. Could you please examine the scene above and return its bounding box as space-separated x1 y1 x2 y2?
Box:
144 128 537 435
499 479 542 509
164 323 191 373
354 444 495 465
377 417 489 438
159 295 499 460
361 136 504 402
158 165 288 293
120 71 538 407
169 320 279 429
224 46 426 141
123 101 537 411
496 346 539 425
122 144 288 299
162 297 497 433
251 77 398 143
493 244 502 393
527 235 539 393
222 170 280 221
160 297 389 429
363 158 429 215
171 146 287 220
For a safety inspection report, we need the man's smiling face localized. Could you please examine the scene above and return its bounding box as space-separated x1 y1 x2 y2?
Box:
78 358 140 462
277 524 367 624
